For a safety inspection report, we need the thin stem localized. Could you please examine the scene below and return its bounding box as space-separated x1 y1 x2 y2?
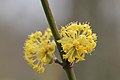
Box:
40 0 77 80
40 0 63 61
64 68 77 80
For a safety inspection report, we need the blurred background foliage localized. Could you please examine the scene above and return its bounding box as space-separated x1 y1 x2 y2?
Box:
0 0 120 80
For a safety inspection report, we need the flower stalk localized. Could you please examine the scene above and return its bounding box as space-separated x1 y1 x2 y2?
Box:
54 57 63 66
40 0 77 80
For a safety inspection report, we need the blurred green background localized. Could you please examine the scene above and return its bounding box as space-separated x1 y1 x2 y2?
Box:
0 0 120 80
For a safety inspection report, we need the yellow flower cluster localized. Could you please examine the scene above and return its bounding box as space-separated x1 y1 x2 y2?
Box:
58 22 97 63
24 28 55 73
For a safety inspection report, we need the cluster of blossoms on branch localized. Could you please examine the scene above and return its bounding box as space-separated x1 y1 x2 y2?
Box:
58 22 97 63
24 22 97 73
24 29 55 72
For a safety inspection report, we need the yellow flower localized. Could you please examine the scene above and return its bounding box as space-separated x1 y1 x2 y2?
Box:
58 22 97 63
24 28 55 73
